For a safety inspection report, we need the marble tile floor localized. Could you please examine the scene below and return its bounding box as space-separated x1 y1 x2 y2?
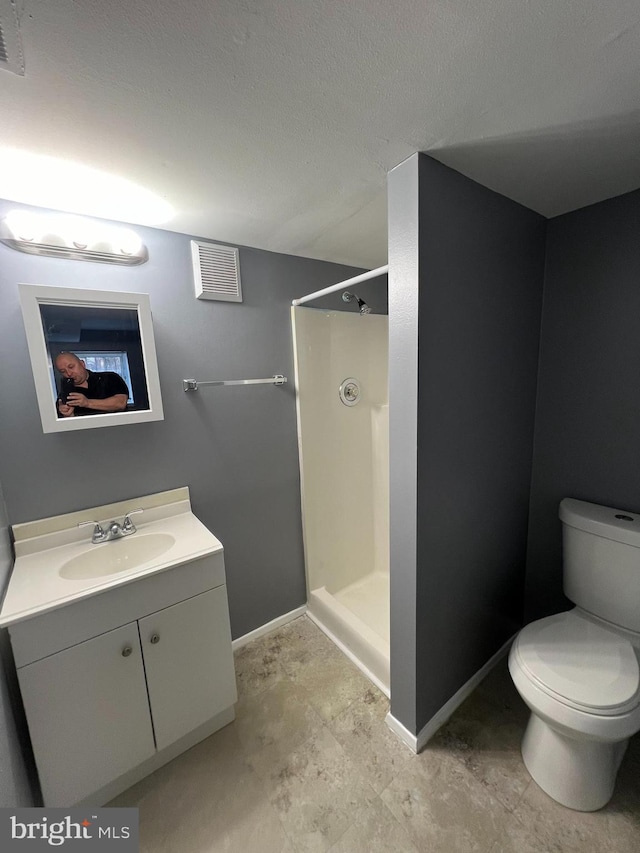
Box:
110 615 640 852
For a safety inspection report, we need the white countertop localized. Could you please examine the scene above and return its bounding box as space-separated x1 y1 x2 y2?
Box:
0 489 223 627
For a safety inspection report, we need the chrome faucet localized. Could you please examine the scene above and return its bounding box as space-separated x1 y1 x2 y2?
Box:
78 520 107 544
78 508 144 544
122 508 144 534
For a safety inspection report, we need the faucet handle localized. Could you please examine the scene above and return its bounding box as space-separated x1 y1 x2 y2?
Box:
78 520 106 543
123 508 144 533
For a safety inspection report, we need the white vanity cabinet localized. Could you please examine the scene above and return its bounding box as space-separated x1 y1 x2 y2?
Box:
17 621 157 807
139 585 237 751
7 551 238 807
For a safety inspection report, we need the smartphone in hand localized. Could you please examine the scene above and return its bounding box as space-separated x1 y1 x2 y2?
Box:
59 377 75 404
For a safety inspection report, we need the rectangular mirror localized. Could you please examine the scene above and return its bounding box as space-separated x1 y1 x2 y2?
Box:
19 283 164 433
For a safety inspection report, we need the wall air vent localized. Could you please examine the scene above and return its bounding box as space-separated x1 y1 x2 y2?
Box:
191 240 242 303
0 1 25 76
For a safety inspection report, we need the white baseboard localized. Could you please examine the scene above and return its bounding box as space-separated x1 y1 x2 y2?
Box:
385 710 418 752
386 634 516 753
307 609 390 698
231 605 307 650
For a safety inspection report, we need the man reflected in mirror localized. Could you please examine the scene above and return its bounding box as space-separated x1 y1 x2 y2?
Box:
55 351 129 417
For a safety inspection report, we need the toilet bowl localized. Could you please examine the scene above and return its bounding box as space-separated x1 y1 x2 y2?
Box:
509 610 640 810
510 498 640 811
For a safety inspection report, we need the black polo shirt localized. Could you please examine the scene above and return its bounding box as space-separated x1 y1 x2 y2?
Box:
58 371 129 417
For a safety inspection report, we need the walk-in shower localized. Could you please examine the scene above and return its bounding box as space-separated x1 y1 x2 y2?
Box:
291 271 389 694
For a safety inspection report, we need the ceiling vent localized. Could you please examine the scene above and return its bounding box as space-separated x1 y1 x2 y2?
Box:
0 1 25 76
191 240 242 303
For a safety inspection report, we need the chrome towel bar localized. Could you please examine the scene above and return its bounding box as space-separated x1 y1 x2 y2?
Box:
183 375 287 391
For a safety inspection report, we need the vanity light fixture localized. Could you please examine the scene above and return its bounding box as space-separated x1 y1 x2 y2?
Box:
0 210 149 265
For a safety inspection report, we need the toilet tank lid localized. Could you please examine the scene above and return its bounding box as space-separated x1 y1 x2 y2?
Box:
559 498 640 548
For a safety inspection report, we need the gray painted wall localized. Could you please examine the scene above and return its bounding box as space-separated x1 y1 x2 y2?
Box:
0 198 368 639
0 478 34 807
389 154 546 734
526 188 640 621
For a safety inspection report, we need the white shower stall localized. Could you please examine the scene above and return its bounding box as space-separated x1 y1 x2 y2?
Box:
291 305 389 694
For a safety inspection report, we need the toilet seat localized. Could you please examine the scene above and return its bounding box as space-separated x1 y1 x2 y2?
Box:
513 611 640 716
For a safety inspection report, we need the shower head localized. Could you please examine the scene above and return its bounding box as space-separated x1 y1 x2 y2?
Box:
342 291 372 315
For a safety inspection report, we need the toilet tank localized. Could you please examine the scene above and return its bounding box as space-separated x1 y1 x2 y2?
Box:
560 498 640 633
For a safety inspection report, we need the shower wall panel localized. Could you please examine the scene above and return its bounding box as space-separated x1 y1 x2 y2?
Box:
292 307 388 597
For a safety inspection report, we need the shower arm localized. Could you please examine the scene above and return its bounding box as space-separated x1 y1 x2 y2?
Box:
292 264 388 307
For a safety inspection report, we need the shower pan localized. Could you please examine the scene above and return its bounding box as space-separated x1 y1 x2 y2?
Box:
291 305 389 694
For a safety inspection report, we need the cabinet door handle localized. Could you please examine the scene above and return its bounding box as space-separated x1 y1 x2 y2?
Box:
122 646 133 657
150 634 160 644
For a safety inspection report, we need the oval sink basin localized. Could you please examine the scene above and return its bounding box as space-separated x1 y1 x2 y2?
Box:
59 534 176 580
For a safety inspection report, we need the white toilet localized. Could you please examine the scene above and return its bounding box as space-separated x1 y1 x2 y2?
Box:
509 498 640 811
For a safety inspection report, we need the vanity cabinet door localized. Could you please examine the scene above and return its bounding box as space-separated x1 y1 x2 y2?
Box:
17 622 156 806
139 586 237 751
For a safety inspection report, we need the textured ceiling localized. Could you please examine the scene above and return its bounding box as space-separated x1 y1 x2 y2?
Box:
1 0 639 268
